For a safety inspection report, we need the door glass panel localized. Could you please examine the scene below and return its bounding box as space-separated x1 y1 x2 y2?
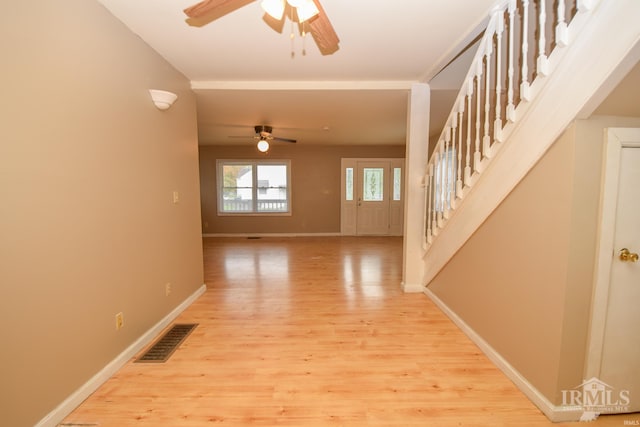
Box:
393 167 401 201
345 167 354 201
363 168 384 201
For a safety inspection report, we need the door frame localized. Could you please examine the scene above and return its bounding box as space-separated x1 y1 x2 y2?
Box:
340 158 404 236
585 128 640 378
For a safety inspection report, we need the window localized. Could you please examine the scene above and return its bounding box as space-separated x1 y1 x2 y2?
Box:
217 160 291 215
393 167 402 201
434 148 456 212
345 167 354 201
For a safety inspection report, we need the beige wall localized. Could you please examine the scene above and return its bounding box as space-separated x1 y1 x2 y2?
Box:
0 2 204 426
427 116 640 405
199 144 405 234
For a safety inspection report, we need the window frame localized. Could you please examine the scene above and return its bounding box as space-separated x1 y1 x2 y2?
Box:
216 159 292 216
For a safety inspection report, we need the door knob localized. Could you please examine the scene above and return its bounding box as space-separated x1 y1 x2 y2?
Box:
619 248 639 262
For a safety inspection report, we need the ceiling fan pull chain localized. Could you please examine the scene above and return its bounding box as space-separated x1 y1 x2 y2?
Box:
290 7 295 58
302 22 307 56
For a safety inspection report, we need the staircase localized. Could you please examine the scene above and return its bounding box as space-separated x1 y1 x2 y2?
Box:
422 0 640 285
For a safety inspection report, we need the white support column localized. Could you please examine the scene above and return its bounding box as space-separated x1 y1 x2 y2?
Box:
402 83 430 293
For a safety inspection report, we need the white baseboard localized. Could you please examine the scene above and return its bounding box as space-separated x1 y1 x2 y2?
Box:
401 282 425 293
202 232 343 238
423 287 584 423
36 284 207 427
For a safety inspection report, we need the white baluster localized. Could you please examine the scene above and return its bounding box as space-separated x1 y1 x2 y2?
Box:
483 33 493 159
474 60 482 173
556 0 569 47
427 163 435 240
494 10 504 142
445 126 457 210
520 0 531 101
506 0 516 123
422 171 431 249
435 148 443 229
443 133 451 218
455 107 463 198
464 80 473 186
438 140 448 220
578 0 595 12
537 0 549 76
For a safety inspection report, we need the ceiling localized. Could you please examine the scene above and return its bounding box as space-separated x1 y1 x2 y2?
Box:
96 0 497 147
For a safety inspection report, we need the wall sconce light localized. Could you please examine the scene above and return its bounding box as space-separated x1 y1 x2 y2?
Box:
149 89 178 110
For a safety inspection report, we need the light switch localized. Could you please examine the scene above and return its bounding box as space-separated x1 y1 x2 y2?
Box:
172 191 179 204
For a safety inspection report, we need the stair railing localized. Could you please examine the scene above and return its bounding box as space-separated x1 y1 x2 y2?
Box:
423 0 596 250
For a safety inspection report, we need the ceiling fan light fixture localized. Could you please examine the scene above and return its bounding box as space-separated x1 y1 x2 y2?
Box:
261 0 285 20
296 0 319 23
257 139 270 152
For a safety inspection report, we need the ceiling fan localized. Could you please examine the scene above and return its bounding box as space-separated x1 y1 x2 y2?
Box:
183 0 340 55
230 125 297 152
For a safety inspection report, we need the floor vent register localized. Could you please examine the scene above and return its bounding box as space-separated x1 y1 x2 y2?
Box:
135 323 198 363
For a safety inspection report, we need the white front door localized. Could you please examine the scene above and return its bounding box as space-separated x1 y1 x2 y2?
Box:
589 128 640 415
599 142 640 413
356 162 389 235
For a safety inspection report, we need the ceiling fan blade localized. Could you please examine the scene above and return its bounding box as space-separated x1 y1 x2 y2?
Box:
308 0 339 55
272 136 297 143
184 0 253 22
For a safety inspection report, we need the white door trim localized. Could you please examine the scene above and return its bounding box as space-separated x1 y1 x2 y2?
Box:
585 128 640 379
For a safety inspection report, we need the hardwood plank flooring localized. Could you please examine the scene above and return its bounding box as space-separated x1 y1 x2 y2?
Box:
63 236 639 426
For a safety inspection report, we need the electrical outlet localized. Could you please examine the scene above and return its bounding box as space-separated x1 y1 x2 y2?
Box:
165 282 171 297
115 312 124 330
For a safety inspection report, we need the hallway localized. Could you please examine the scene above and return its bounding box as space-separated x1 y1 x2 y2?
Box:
63 237 638 426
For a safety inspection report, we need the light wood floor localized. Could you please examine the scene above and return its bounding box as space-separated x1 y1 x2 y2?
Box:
64 237 638 426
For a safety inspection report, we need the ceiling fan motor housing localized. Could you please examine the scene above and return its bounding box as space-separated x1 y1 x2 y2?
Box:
250 124 296 143
255 125 273 136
